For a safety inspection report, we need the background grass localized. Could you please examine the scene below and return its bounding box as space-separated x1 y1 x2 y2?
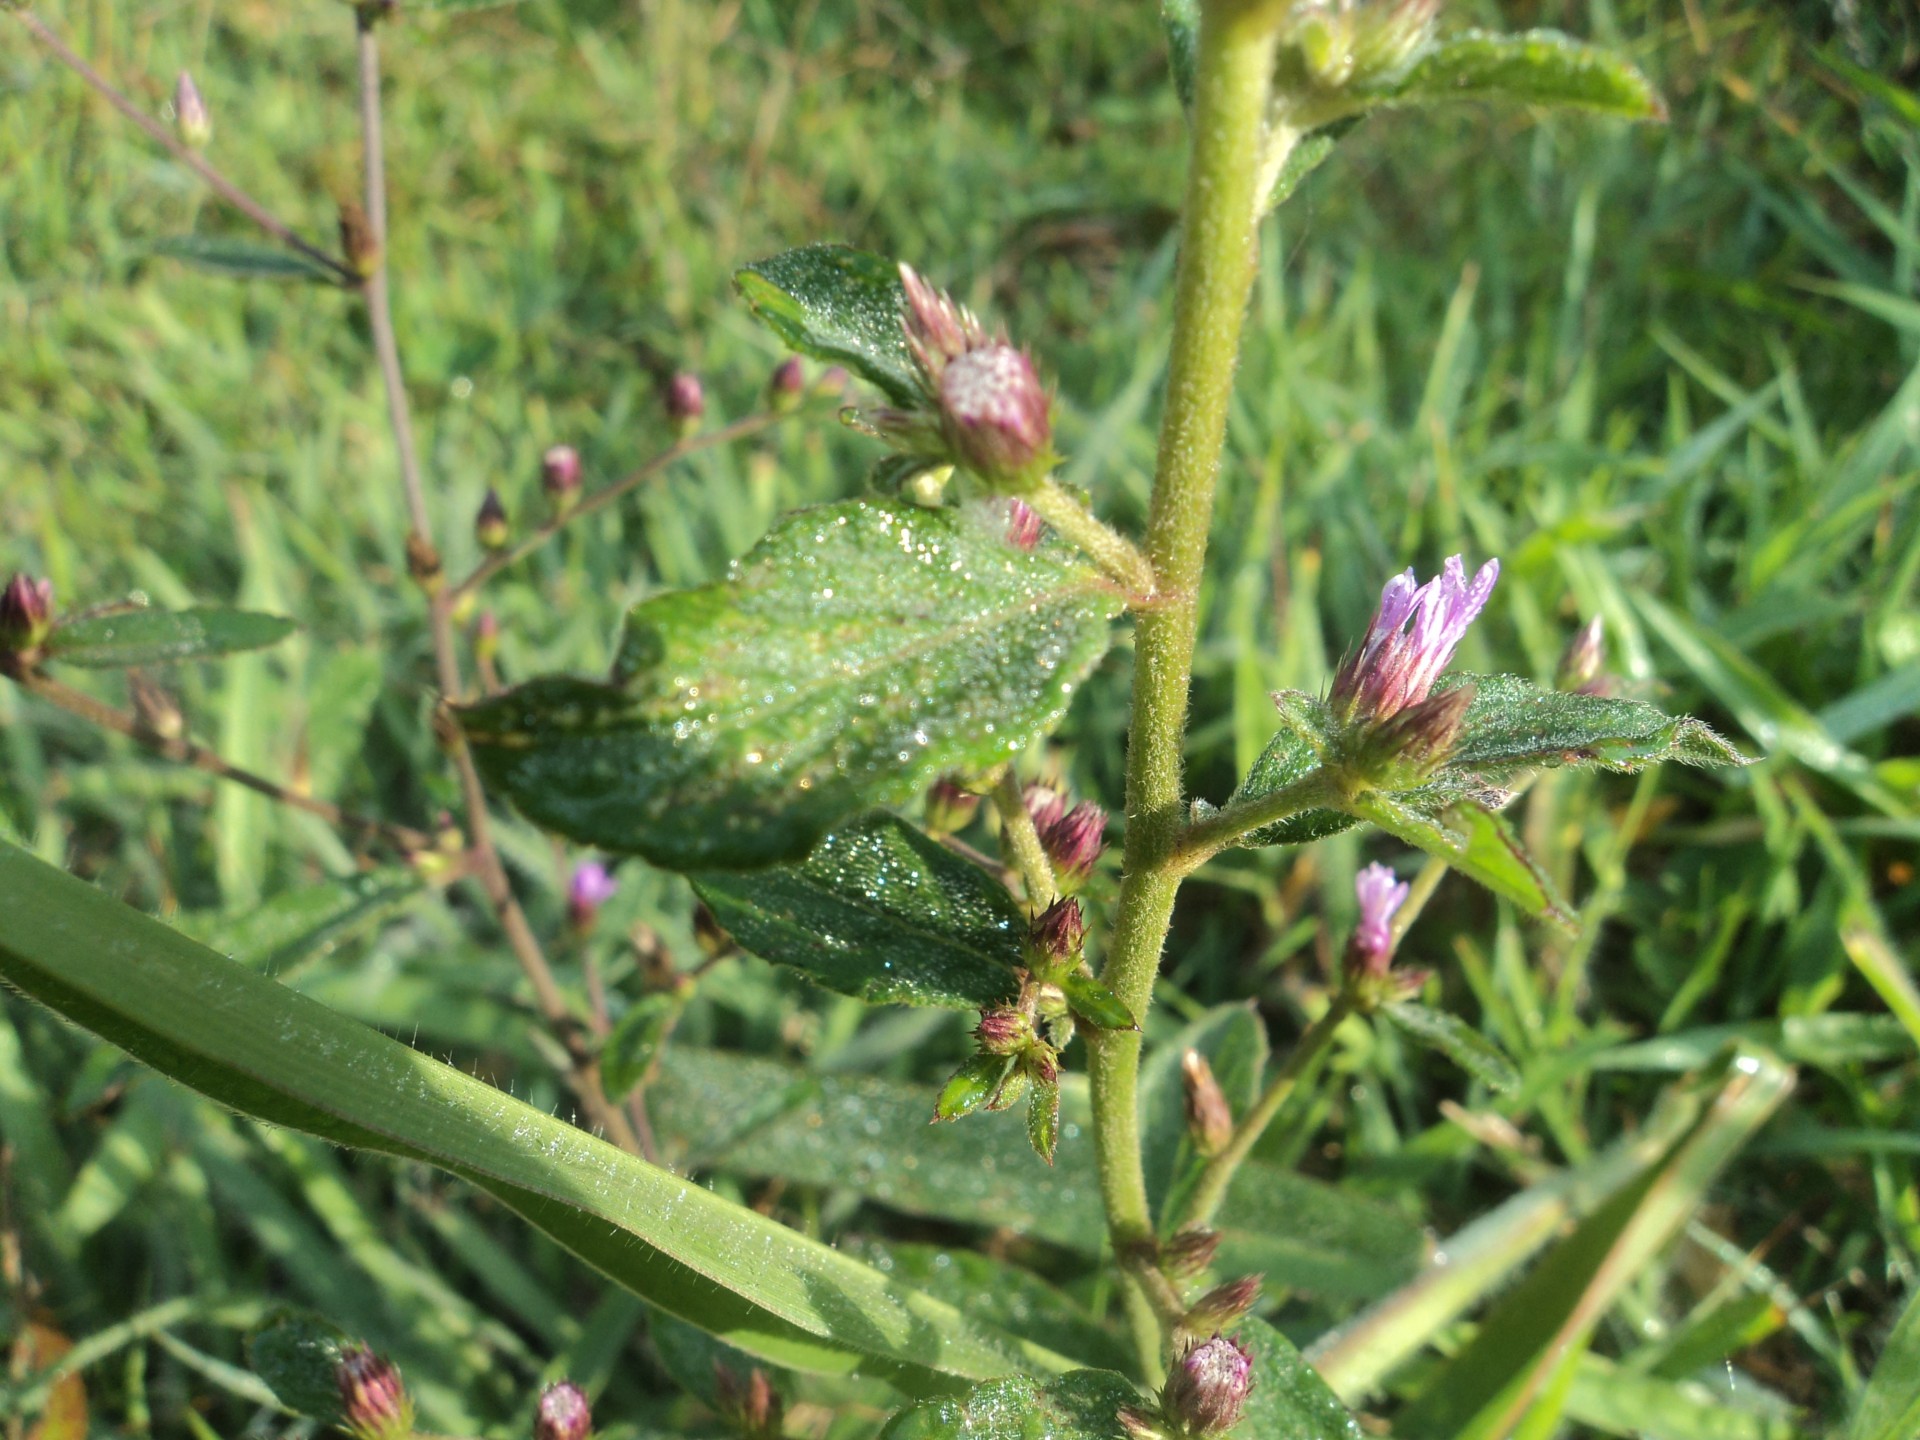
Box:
2 0 1918 1435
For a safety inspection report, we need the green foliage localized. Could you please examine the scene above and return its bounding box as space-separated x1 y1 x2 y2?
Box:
459 499 1122 868
246 1311 352 1422
1445 674 1749 778
736 245 919 405
878 1370 1143 1440
694 812 1025 1008
1379 1001 1520 1092
1231 1317 1363 1440
148 237 340 284
44 606 297 668
1387 30 1667 121
1850 1287 1920 1440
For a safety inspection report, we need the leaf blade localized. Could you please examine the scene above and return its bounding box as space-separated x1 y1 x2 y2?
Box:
1386 29 1667 121
45 607 299 668
1380 1001 1521 1092
736 245 919 405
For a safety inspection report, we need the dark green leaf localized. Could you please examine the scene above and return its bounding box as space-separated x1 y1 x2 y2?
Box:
1380 1002 1521 1092
1058 974 1138 1032
1446 673 1749 779
1216 1165 1426 1303
694 813 1024 1009
460 500 1122 870
736 245 918 406
1386 29 1667 121
1162 0 1198 111
1231 1317 1363 1440
879 1370 1144 1440
600 992 684 1101
936 1054 1017 1122
1851 1286 1920 1440
172 870 422 974
149 236 340 282
45 607 297 668
1265 121 1357 211
246 1311 350 1422
0 842 1065 1391
1229 697 1354 848
1352 794 1575 932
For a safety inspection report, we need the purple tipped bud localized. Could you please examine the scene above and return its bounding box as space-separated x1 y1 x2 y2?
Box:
899 263 985 379
535 1381 592 1440
173 71 211 147
1162 1226 1223 1279
1030 897 1086 967
816 365 851 397
976 1006 1035 1055
542 445 582 508
938 343 1053 491
1331 555 1498 724
1348 862 1410 981
567 860 618 931
713 1362 783 1440
474 610 501 663
1182 1050 1234 1158
1005 498 1044 552
925 776 981 836
476 488 510 550
0 574 54 652
666 372 705 437
768 357 806 412
1558 614 1606 693
1183 1275 1263 1333
1040 801 1106 887
1162 1335 1253 1436
1023 784 1066 838
336 1347 412 1440
1366 681 1475 778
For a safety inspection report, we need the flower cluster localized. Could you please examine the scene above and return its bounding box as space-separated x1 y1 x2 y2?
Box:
336 1346 412 1440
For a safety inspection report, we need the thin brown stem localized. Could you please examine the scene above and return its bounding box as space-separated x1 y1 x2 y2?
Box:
446 411 787 603
12 10 356 284
8 665 432 853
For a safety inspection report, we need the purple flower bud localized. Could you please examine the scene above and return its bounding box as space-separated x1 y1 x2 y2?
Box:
0 574 54 652
1004 497 1044 552
1332 555 1499 724
476 488 510 550
336 1346 412 1440
925 776 980 836
535 1380 592 1440
938 343 1053 491
173 71 211 148
1023 783 1066 838
768 356 806 412
568 860 618 930
1161 1226 1223 1279
542 445 582 506
666 372 705 437
474 609 501 664
1348 862 1410 980
1183 1275 1263 1333
1161 1335 1253 1436
1365 680 1475 778
1030 897 1085 967
1181 1050 1233 1158
899 263 986 380
1557 614 1606 693
1040 801 1106 887
816 365 851 397
976 1006 1034 1055
713 1362 783 1440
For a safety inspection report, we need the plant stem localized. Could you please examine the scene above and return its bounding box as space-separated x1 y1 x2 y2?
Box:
12 10 356 284
1086 0 1285 1282
1168 768 1339 872
990 770 1057 907
1177 990 1355 1230
1025 479 1158 601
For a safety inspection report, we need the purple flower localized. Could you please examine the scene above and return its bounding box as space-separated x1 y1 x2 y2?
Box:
568 860 618 929
335 1347 411 1440
1161 1334 1254 1435
1349 862 1409 979
535 1381 592 1440
173 71 210 147
0 574 54 651
665 372 705 435
542 444 582 501
1040 800 1106 887
1333 555 1499 722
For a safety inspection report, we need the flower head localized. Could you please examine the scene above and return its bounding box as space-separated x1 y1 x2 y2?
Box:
0 574 54 652
1181 1049 1233 1157
475 488 510 550
1161 1334 1254 1436
173 71 210 147
1349 862 1409 979
1029 896 1086 969
768 356 806 412
568 860 618 929
1333 555 1498 723
976 1005 1035 1055
666 372 705 436
1558 614 1608 694
335 1346 412 1440
535 1381 593 1440
542 445 582 505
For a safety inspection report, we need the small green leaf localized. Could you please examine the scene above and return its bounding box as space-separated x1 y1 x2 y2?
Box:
879 1370 1144 1440
1446 674 1749 779
150 236 340 282
1265 123 1352 210
1026 1070 1060 1165
245 1312 351 1422
694 813 1024 1009
736 245 918 406
1231 1317 1363 1440
459 499 1121 870
1850 1286 1920 1440
1216 1166 1426 1304
1386 29 1667 121
1058 974 1138 1032
1162 0 1199 111
601 992 684 1101
172 870 421 974
1353 793 1575 932
45 607 298 668
936 1054 1016 1122
1230 702 1354 848
1380 1002 1521 1092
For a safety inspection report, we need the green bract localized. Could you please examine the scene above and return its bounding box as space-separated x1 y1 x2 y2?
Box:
45 606 297 667
458 498 1122 869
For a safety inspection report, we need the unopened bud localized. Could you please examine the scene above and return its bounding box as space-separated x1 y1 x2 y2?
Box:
816 365 851 398
1029 897 1085 970
129 671 184 741
336 1346 412 1440
939 344 1053 492
473 610 501 665
1161 1226 1222 1279
1023 783 1066 838
1040 800 1106 885
1161 1335 1253 1436
768 357 806 413
1366 681 1474 780
1005 497 1043 552
692 901 732 958
568 861 618 931
1557 614 1606 692
173 71 211 147
666 372 705 437
1183 1274 1262 1334
542 445 582 513
535 1380 592 1440
713 1362 783 1440
1182 1050 1233 1158
338 200 381 278
0 574 54 652
976 1006 1034 1055
475 488 510 550
925 776 980 836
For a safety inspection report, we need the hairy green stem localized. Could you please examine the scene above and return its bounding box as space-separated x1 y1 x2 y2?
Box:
1086 0 1286 1298
1169 769 1340 872
990 769 1057 907
1026 478 1158 600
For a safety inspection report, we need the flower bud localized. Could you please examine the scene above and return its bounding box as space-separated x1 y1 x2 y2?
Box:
937 343 1053 492
535 1380 592 1440
338 200 381 278
1161 1335 1253 1437
1181 1050 1233 1158
816 365 851 398
336 1346 413 1440
1346 861 1410 984
666 372 705 438
542 445 582 514
0 574 54 652
768 356 806 413
1363 681 1474 781
568 860 618 931
1161 1226 1223 1279
173 71 211 148
1183 1275 1262 1334
1023 783 1066 838
976 1006 1035 1055
1040 801 1106 888
473 610 501 666
1557 614 1606 693
1004 497 1044 552
475 488 510 550
1028 897 1085 971
924 776 981 836
129 671 184 741
713 1362 783 1440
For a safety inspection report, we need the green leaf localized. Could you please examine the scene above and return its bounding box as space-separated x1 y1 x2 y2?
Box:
1380 1002 1521 1092
1215 1165 1426 1303
736 245 918 406
879 1370 1144 1440
1162 0 1198 111
149 236 340 282
1447 673 1749 779
1026 1070 1061 1166
1058 974 1138 1032
936 1054 1018 1122
172 870 422 973
1386 29 1667 121
694 813 1024 1009
1851 1286 1920 1440
246 1312 351 1423
1265 123 1352 210
460 499 1122 870
0 841 1068 1393
44 607 298 668
1229 708 1354 849
1231 1317 1363 1440
1352 793 1575 932
600 991 684 1101
1140 1005 1268 1224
